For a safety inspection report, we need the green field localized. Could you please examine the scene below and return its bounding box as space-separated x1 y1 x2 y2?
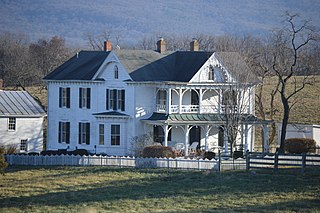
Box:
0 166 319 212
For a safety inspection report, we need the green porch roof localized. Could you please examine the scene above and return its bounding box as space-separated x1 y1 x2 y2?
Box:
143 112 269 124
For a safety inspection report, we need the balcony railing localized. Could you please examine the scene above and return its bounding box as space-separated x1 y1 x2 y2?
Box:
156 104 249 114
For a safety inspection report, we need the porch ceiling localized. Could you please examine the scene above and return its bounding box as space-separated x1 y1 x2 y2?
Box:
143 112 271 125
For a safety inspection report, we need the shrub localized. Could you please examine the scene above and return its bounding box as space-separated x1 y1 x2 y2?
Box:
130 133 155 157
28 152 40 156
72 149 89 156
142 145 176 158
233 150 244 159
203 151 215 160
0 146 8 175
285 138 316 154
5 146 17 154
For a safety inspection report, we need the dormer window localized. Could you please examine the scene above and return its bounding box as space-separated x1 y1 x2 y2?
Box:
208 65 214 80
114 65 119 79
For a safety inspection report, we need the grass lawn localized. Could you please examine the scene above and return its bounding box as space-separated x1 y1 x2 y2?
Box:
0 166 319 212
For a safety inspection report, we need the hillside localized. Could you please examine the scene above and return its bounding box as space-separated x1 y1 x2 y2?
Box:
1 0 319 46
260 76 320 125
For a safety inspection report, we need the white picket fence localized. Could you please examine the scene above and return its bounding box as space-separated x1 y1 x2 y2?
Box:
5 154 224 171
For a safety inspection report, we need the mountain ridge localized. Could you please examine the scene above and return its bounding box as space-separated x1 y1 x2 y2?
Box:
0 0 319 47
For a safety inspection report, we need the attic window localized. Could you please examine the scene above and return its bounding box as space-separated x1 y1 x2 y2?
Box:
208 65 214 80
114 65 119 79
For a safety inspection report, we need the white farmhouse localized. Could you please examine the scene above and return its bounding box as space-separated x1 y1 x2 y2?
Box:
0 87 46 153
44 39 270 156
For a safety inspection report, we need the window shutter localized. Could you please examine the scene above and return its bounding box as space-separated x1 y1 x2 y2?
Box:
66 88 71 108
106 89 109 110
87 88 91 109
66 122 70 144
78 123 81 144
86 123 90 145
79 88 82 108
59 88 62 107
121 90 125 111
113 89 117 110
58 122 61 143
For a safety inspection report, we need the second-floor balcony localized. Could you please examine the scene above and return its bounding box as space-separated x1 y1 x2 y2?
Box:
155 87 253 115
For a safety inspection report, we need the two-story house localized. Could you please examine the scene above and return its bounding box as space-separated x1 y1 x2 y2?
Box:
44 39 270 156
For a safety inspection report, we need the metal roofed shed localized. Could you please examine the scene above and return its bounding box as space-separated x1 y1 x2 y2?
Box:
0 91 45 117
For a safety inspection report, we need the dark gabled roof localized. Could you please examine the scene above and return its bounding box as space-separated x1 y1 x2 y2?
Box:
115 49 166 73
43 50 257 84
0 91 45 117
129 51 213 82
43 51 110 80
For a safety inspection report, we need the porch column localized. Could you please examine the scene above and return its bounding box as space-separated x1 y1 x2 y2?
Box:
184 125 189 156
179 88 182 114
263 124 269 153
164 125 169 146
167 88 171 114
244 124 249 151
199 89 203 113
205 125 209 151
240 124 244 150
224 129 228 155
218 89 222 113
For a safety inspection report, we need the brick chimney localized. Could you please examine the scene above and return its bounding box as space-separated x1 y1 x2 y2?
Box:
104 41 112 51
0 79 3 90
157 38 166 53
190 39 199 51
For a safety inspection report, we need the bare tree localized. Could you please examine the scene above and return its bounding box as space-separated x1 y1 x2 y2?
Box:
29 36 72 78
85 27 123 50
271 12 318 152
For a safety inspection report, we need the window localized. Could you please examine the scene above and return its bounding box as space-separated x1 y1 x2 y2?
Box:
114 65 119 79
79 88 91 109
20 139 27 151
59 87 70 108
153 126 171 144
78 122 90 145
58 122 70 143
111 124 120 145
99 124 104 145
208 65 214 80
156 90 167 105
8 117 16 131
106 89 125 111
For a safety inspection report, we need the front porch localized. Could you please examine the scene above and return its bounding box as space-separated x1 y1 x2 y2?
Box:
143 113 271 156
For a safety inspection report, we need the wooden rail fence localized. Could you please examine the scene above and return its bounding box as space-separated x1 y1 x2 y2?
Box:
246 152 320 173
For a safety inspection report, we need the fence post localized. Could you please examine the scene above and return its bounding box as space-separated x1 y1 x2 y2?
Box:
301 153 306 174
245 150 250 171
274 152 279 172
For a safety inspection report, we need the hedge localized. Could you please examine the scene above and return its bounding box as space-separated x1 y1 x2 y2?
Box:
142 145 176 158
284 138 316 154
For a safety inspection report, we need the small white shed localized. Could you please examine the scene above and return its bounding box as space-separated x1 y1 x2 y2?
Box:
277 123 320 146
0 90 46 153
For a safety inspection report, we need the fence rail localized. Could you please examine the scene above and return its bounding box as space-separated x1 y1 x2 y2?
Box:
246 152 320 173
5 154 247 171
